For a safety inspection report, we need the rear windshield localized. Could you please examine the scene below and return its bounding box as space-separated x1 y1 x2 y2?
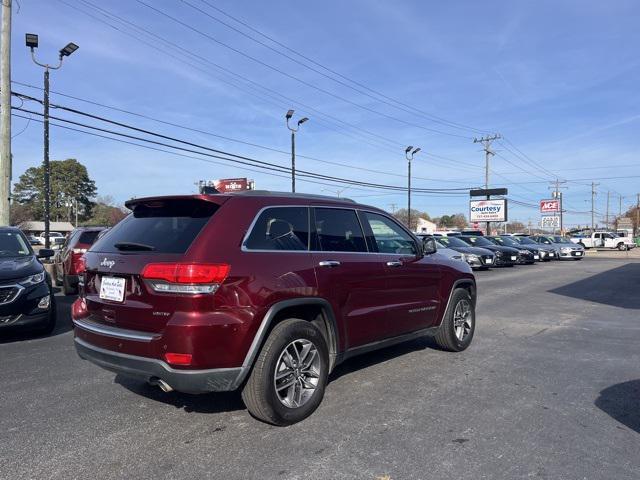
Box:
77 230 102 245
91 199 218 254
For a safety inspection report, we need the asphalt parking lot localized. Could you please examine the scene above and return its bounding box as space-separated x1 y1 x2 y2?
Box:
1 256 639 480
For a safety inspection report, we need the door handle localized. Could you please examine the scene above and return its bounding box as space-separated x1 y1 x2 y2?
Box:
318 260 341 268
386 261 403 267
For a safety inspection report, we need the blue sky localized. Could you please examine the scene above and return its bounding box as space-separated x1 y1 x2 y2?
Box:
8 0 640 228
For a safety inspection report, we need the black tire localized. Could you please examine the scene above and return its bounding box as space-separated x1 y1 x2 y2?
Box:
37 294 57 335
62 275 78 296
434 289 475 352
242 318 329 426
617 243 626 251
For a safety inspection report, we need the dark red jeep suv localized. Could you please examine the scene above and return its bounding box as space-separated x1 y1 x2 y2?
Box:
72 192 476 425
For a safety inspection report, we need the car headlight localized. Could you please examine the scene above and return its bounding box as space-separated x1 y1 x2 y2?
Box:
463 253 479 262
561 247 572 252
519 250 529 255
19 272 46 286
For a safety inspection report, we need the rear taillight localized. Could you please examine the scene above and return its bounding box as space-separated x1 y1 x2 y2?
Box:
72 248 87 254
141 263 230 294
76 255 86 274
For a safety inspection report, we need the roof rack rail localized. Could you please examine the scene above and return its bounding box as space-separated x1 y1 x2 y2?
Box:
227 190 356 203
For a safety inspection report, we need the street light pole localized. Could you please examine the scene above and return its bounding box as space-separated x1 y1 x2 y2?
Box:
405 146 420 231
285 109 308 193
26 34 78 248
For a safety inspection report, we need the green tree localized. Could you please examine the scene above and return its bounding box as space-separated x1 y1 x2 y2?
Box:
392 208 431 231
13 159 97 222
86 195 127 226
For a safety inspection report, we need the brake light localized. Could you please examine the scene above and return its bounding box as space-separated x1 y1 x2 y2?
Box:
141 263 230 294
72 248 87 254
164 353 192 366
76 255 86 274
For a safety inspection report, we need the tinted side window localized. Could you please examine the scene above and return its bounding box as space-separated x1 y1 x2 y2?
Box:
362 212 417 255
78 230 101 245
314 208 367 252
244 207 309 251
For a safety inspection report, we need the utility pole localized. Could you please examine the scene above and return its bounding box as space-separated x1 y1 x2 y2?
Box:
0 0 12 226
405 146 420 231
605 190 610 230
26 34 79 247
548 179 567 235
473 134 501 235
591 182 599 231
285 109 308 193
389 203 397 214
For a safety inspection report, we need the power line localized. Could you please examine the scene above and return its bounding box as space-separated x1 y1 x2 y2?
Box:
11 103 474 194
134 0 473 139
185 0 487 135
11 81 475 185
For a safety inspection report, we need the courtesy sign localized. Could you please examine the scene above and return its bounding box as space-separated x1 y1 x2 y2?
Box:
470 199 507 222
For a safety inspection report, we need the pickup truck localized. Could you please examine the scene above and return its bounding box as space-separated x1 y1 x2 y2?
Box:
570 231 636 251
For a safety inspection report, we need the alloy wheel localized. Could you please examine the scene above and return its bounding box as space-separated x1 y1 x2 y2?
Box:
453 299 473 341
273 339 321 408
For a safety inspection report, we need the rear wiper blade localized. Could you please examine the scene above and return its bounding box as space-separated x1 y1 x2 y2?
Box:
113 242 155 251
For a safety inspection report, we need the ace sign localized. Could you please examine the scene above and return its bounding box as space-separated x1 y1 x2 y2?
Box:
540 199 560 213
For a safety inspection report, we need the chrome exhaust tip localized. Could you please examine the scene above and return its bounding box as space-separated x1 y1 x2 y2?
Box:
152 378 173 393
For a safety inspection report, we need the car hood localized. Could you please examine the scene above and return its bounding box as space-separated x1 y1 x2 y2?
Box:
0 255 43 282
448 246 495 256
480 244 520 254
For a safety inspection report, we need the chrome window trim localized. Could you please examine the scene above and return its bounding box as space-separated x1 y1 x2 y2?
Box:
241 204 419 255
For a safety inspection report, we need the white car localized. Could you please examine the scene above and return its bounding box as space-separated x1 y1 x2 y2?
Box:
571 231 635 251
36 231 65 247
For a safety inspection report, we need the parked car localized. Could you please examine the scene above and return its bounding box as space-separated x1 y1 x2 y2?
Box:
570 231 635 251
487 236 536 264
509 235 556 261
461 230 484 236
36 231 65 247
458 235 519 267
26 235 40 246
531 235 585 260
0 227 56 334
53 227 107 295
72 192 477 425
436 235 496 270
417 234 463 262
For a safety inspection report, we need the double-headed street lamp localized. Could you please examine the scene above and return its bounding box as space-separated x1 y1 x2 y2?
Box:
26 33 78 248
285 109 308 193
405 146 421 231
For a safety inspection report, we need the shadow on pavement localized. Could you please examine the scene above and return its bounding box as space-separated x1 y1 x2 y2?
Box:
0 291 75 344
595 379 640 433
329 335 438 383
115 375 245 414
548 263 640 309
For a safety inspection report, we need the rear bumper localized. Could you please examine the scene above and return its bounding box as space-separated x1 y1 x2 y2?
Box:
74 337 245 394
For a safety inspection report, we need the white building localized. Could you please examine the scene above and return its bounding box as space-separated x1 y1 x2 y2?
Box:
416 218 437 234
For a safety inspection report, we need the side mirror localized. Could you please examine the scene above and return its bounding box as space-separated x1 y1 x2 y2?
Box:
422 237 437 255
37 248 55 259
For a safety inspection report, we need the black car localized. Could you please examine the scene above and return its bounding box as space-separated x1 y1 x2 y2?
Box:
508 235 556 261
437 235 496 270
459 235 519 267
0 227 56 334
487 236 536 265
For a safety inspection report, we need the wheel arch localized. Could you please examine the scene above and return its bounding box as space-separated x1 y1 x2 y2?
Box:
237 298 340 386
438 278 476 328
